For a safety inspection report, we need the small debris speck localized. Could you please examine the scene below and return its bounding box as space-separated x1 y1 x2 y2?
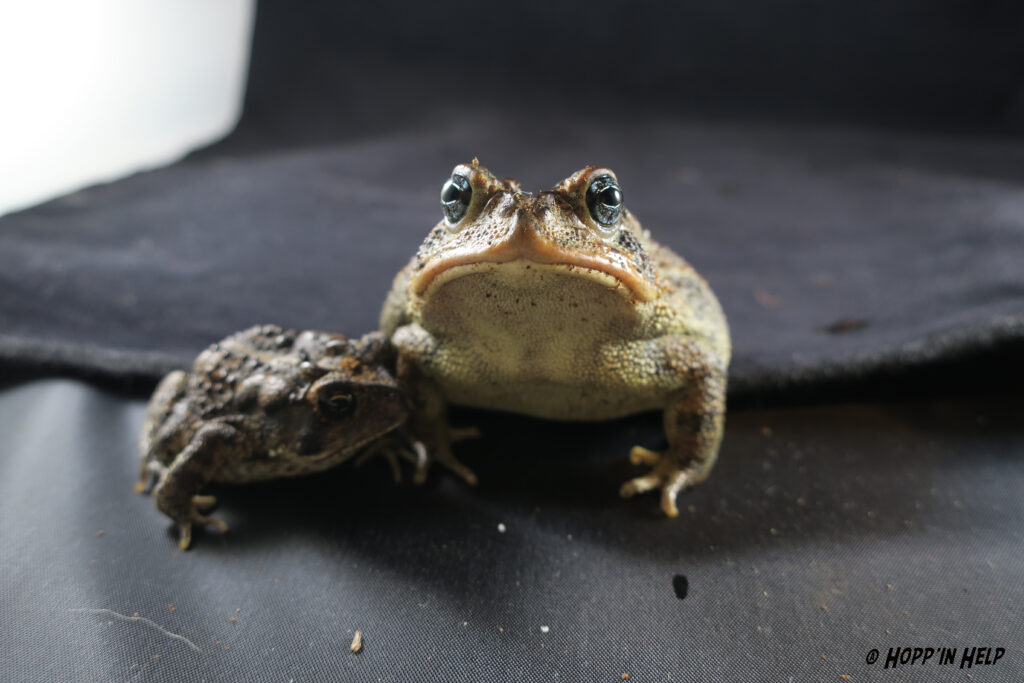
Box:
540 625 550 633
96 530 105 537
821 655 828 661
820 604 828 612
753 289 781 309
887 584 894 591
840 676 850 681
621 674 630 680
769 528 778 535
672 574 688 600
229 617 237 623
168 605 176 612
132 612 140 618
235 608 241 613
497 523 506 533
796 498 807 506
350 630 363 653
761 426 773 437
824 318 867 335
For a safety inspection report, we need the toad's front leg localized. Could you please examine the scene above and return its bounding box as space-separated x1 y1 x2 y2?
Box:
619 342 727 517
152 422 242 550
397 355 478 486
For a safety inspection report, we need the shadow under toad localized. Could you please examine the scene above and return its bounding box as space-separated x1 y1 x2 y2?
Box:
163 396 1024 610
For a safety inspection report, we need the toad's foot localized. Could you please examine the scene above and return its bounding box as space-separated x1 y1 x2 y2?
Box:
175 496 228 551
396 365 479 486
422 423 480 486
619 446 706 518
429 443 478 487
135 460 166 495
354 434 429 484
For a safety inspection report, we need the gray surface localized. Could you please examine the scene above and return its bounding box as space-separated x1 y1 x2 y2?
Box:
1 117 1023 396
3 379 1021 681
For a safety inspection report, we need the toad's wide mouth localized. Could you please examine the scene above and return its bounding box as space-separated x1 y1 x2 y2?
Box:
410 244 658 303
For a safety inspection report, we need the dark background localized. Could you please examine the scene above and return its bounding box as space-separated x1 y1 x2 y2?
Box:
231 1 1024 150
2 2 1023 681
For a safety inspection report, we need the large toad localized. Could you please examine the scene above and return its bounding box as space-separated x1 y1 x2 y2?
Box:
380 161 730 516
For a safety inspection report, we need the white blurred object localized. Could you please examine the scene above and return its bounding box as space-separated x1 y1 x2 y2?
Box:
0 1 255 217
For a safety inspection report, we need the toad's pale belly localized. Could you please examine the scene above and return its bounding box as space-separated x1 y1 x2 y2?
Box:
394 263 689 420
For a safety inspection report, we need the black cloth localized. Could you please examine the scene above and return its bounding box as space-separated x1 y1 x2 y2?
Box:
2 118 1023 398
3 381 1022 681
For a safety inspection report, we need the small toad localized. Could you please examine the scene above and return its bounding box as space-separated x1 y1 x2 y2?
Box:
137 325 417 549
380 162 730 516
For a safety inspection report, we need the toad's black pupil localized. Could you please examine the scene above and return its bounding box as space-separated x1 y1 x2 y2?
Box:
598 185 622 207
321 392 355 416
441 182 463 203
441 174 472 224
585 175 623 228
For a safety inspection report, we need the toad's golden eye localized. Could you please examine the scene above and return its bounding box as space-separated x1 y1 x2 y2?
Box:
441 173 472 225
320 392 355 416
586 175 623 230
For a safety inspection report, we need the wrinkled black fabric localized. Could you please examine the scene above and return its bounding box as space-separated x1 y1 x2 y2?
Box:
1 118 1023 398
2 380 1022 682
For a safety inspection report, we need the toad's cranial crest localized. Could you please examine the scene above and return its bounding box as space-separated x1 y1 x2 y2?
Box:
380 161 731 518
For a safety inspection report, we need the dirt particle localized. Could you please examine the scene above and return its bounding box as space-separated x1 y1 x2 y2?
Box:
621 674 630 680
753 289 781 309
96 530 105 537
823 318 868 334
672 574 688 600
